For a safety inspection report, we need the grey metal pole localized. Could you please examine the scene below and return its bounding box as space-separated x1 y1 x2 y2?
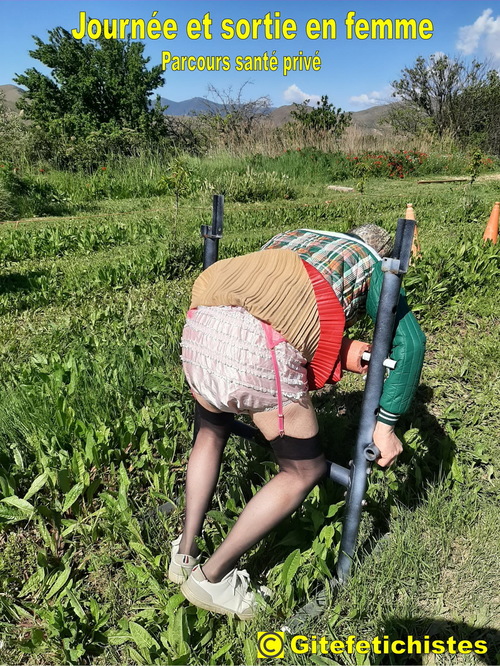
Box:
193 195 225 442
201 194 224 270
336 219 415 583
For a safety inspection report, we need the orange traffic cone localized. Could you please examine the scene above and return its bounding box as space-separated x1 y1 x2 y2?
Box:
405 203 421 258
483 202 499 244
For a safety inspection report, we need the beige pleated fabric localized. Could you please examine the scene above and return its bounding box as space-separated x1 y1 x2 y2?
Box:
190 249 320 362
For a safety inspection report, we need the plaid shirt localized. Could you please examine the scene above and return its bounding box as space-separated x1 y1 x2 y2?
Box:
262 229 379 325
262 228 426 421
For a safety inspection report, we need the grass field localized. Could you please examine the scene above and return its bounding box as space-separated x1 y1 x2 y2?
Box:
0 165 499 665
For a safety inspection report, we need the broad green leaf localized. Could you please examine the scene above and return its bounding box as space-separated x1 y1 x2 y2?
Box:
107 630 132 646
60 520 80 538
129 621 160 651
24 472 49 501
319 524 334 546
45 566 71 600
451 458 464 483
243 638 256 665
12 446 24 470
0 505 24 522
1 496 34 513
19 569 44 598
210 642 232 662
355 650 371 665
281 548 301 586
61 482 84 512
198 630 213 648
326 502 343 518
206 509 236 527
129 541 154 560
0 474 15 497
65 588 86 620
166 593 185 616
128 646 146 664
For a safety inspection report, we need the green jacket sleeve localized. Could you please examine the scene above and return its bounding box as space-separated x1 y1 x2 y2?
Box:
366 262 426 425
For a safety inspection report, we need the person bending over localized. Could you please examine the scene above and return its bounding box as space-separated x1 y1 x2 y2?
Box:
169 224 425 619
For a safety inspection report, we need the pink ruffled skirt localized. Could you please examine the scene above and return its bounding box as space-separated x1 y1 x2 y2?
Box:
180 306 308 414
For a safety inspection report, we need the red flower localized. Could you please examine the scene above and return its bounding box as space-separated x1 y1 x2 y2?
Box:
101 167 107 171
39 169 44 173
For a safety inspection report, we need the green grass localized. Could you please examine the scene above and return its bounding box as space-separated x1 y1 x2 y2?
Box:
1 148 499 221
0 165 499 665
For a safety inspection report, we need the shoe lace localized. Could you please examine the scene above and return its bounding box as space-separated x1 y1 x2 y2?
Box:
229 568 252 599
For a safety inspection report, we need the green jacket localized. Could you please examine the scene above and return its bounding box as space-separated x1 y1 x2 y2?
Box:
366 261 426 424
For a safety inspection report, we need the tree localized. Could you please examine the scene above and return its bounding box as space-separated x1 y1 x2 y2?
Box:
198 82 271 144
290 95 352 136
14 26 166 142
382 102 434 137
391 54 483 137
454 70 500 154
0 91 29 163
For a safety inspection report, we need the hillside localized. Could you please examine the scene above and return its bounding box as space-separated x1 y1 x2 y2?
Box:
1 84 392 132
0 84 24 112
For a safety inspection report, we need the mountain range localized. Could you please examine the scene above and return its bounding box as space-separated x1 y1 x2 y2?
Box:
0 84 392 132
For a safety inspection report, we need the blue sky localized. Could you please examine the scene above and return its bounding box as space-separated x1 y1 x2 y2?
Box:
1 1 499 110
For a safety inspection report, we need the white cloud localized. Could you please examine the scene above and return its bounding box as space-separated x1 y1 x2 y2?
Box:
349 86 395 108
457 9 500 62
283 84 321 106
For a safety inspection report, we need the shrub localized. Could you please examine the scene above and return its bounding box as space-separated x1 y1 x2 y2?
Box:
290 95 352 137
0 180 15 221
157 157 201 200
0 162 71 219
347 150 428 179
0 102 30 165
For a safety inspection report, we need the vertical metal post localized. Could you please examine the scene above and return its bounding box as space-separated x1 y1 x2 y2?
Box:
193 195 225 443
201 194 224 270
336 219 415 583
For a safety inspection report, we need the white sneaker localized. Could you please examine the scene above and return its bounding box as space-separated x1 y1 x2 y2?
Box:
181 565 259 620
168 534 201 584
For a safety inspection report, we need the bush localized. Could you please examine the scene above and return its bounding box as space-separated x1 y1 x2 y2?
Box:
347 150 427 179
0 162 71 219
0 180 15 221
157 157 201 200
0 103 30 166
341 150 498 180
290 95 352 136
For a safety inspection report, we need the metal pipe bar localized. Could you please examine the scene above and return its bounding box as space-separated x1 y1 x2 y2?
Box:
201 194 224 270
327 462 351 488
336 219 415 582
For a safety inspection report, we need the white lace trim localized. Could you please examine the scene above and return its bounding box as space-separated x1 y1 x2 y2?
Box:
181 356 306 394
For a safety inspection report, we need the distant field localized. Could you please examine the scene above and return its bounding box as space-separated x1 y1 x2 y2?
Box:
0 173 499 665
